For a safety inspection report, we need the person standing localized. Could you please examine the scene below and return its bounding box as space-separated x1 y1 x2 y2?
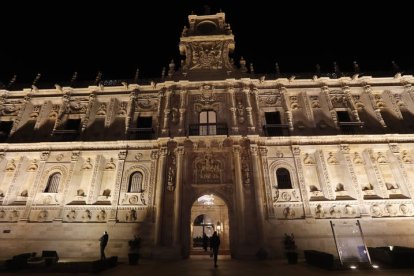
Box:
99 231 109 260
202 233 208 252
210 231 220 267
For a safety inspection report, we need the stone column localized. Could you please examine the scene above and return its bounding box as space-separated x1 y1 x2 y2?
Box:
87 155 104 204
291 146 312 217
339 145 369 216
363 84 386 128
161 90 172 136
250 145 265 247
259 147 275 218
3 156 24 205
363 148 388 198
321 85 339 129
10 94 31 136
154 147 168 246
173 147 184 246
228 88 238 134
280 87 293 131
315 150 335 200
393 148 414 198
252 89 262 132
53 93 70 132
178 90 187 135
343 86 362 122
125 91 136 133
244 88 255 133
105 98 116 127
56 156 78 221
81 91 96 134
233 146 245 242
109 150 127 221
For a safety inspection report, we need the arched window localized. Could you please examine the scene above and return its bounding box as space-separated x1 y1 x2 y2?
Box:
44 172 61 193
276 168 292 189
199 110 217 135
128 172 143 193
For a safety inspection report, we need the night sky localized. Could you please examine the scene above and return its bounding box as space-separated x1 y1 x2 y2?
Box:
0 0 413 86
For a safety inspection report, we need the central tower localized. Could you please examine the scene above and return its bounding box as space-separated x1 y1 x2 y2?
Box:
179 12 236 80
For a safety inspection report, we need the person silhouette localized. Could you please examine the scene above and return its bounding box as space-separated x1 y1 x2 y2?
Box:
209 231 220 267
202 233 208 252
99 231 109 260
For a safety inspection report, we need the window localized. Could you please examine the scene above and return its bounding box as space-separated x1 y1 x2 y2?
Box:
265 112 281 125
276 168 292 189
65 119 81 130
128 172 143 193
44 173 61 193
137 117 152 128
337 110 364 134
199 110 217 135
264 112 288 136
336 111 351 122
0 121 13 142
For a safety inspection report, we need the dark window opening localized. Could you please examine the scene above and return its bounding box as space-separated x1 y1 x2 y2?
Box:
65 119 81 130
336 111 351 122
337 110 364 134
128 116 154 140
276 168 292 189
265 112 281 124
137 117 152 128
264 112 288 136
0 121 13 142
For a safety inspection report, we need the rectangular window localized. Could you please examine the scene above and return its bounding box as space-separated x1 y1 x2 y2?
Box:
265 112 281 124
0 121 13 142
199 111 217 135
264 112 287 136
137 117 152 128
336 111 351 122
65 119 81 130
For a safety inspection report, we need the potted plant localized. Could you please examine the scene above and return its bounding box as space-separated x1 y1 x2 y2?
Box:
283 233 298 264
128 235 141 265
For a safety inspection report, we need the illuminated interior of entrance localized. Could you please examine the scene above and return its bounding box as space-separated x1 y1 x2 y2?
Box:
190 194 229 253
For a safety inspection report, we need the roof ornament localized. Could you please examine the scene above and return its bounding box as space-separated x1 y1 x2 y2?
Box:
333 62 341 78
168 59 175 78
6 74 17 89
31 73 41 92
352 61 360 79
70 72 78 87
392 60 402 78
161 67 166 80
275 62 281 77
133 68 140 83
94 71 102 86
240 57 247 73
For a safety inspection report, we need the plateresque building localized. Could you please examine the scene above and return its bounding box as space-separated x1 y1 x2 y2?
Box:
1 11 414 260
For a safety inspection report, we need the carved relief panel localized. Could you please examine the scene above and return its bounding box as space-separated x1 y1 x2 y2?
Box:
189 41 224 70
188 151 232 185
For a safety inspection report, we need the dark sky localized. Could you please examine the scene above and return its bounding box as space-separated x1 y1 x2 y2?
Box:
0 0 413 85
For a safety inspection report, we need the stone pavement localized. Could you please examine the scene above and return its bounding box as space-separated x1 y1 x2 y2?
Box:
3 255 414 275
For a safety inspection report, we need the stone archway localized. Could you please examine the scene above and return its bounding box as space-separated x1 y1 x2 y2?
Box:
190 194 230 254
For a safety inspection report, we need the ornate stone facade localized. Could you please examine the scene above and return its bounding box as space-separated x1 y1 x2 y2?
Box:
1 11 414 260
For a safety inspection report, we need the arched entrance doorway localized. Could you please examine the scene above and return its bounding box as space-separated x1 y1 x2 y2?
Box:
190 194 230 255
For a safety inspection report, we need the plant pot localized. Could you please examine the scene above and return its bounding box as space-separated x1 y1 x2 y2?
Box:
128 253 140 265
286 252 298 264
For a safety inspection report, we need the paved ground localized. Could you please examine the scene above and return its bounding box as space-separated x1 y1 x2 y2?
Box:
4 255 414 276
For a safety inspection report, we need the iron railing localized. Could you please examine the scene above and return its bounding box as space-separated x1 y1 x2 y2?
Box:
188 123 228 136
